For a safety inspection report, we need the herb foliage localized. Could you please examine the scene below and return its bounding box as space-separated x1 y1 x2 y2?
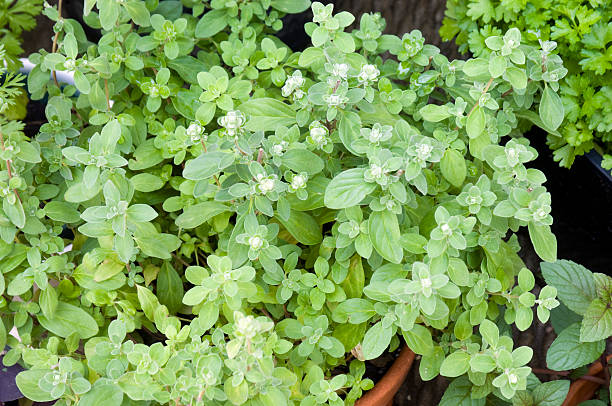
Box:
0 0 567 404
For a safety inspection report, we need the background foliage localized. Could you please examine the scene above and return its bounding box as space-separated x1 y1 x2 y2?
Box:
441 0 612 171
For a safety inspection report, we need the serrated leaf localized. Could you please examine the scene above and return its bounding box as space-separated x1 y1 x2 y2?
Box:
580 299 612 342
546 323 604 370
541 260 596 315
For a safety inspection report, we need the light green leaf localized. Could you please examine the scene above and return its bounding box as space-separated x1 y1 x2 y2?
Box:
77 382 124 406
44 201 81 223
277 209 323 245
539 86 564 131
238 98 296 131
16 370 58 402
37 302 99 339
270 0 311 13
466 106 485 139
440 351 471 377
362 321 393 360
135 232 181 259
441 149 467 187
183 151 235 180
137 284 160 321
324 168 376 209
281 149 324 175
368 210 403 264
131 173 164 192
402 324 434 355
528 223 557 263
195 9 228 38
420 104 451 122
176 201 229 229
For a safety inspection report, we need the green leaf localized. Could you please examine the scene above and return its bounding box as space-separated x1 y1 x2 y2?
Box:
168 56 210 85
546 323 604 371
489 54 506 77
195 9 228 38
342 255 365 299
362 321 393 360
0 318 6 352
238 98 296 131
183 151 235 180
124 0 151 26
157 263 184 314
324 168 375 209
541 260 596 315
277 209 323 245
532 380 570 406
281 149 324 175
16 370 58 402
419 346 444 381
440 351 471 377
270 0 311 13
368 210 403 264
332 298 375 324
463 58 490 78
402 324 434 355
539 86 564 131
40 287 58 319
528 223 557 263
44 201 81 223
580 299 612 342
16 142 42 163
420 104 451 122
77 382 124 406
466 106 485 139
505 67 527 89
135 232 181 259
176 201 229 229
3 197 25 228
441 149 467 187
439 376 484 406
131 173 164 192
137 284 160 321
37 302 99 339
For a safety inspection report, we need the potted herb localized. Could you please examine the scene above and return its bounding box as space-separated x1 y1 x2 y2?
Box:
1 0 568 404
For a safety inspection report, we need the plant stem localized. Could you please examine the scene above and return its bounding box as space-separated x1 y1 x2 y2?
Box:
51 0 64 87
104 79 111 111
0 130 22 203
454 77 494 131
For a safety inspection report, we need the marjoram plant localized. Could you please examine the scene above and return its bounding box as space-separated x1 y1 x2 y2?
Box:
1 0 566 405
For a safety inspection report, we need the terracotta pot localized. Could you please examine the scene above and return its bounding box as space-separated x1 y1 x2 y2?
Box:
355 346 416 406
563 355 612 406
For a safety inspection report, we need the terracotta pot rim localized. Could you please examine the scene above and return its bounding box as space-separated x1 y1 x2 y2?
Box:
355 346 416 406
562 355 612 406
